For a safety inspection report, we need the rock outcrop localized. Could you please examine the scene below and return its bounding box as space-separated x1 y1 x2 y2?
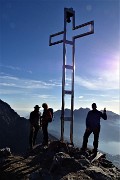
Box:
0 141 120 180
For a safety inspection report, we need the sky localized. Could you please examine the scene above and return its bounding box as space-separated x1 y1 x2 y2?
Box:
0 0 120 117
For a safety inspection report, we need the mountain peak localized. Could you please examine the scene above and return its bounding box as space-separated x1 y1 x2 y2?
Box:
0 99 20 125
0 99 31 153
0 141 119 179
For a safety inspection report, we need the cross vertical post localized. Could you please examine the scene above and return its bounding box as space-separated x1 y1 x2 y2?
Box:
49 8 94 144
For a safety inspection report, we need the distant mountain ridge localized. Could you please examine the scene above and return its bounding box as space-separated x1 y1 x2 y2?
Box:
53 107 120 143
0 99 119 146
54 107 120 121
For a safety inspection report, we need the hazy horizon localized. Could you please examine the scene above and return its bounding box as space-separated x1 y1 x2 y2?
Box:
14 105 120 118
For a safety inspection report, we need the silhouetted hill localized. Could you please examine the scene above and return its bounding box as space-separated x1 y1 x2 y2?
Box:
0 99 28 153
0 99 43 154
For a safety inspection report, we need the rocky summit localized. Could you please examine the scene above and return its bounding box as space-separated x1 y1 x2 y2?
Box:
0 140 120 180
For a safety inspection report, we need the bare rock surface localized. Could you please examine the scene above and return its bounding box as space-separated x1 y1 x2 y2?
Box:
0 140 120 180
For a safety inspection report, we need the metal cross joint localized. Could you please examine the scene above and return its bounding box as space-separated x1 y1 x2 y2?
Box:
49 8 94 46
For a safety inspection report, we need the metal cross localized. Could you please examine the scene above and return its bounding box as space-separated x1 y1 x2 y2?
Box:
49 8 94 144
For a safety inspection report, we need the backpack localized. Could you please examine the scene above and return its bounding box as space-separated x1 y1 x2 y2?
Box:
48 108 54 122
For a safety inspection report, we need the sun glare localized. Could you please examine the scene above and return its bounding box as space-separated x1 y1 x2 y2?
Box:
107 55 119 78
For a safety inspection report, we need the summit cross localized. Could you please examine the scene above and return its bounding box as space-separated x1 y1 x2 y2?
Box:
49 8 94 144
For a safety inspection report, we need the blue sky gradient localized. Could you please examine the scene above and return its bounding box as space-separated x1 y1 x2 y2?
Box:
0 0 119 116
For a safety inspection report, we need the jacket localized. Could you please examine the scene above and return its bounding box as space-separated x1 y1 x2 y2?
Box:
86 110 107 130
42 109 52 125
29 110 41 126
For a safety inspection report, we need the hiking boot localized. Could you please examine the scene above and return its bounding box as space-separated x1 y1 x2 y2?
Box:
29 145 33 151
33 141 35 146
42 141 48 146
92 149 97 156
80 147 87 152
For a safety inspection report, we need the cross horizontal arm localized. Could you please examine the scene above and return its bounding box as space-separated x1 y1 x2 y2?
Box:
49 40 63 46
73 20 94 30
73 20 94 40
73 30 94 40
49 30 64 46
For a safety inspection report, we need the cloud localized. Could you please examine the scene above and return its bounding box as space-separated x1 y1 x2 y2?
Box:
38 95 55 99
49 79 62 87
0 89 24 95
0 75 19 80
75 76 96 89
33 94 57 99
79 96 83 99
0 75 49 89
75 72 119 90
85 93 109 97
0 75 61 90
0 64 32 74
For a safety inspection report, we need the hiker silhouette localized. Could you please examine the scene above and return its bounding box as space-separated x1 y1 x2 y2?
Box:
81 103 107 155
41 103 52 146
29 105 41 149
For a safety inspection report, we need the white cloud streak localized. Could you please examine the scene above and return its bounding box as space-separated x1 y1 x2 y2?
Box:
75 72 119 90
0 75 61 90
79 96 84 99
0 65 32 74
38 95 57 99
0 89 24 95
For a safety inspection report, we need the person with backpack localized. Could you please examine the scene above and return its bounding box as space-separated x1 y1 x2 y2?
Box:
29 105 41 149
41 103 52 146
81 103 107 155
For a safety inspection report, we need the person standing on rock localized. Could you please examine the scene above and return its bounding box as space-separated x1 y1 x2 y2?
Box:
41 103 52 146
29 105 41 149
81 103 107 155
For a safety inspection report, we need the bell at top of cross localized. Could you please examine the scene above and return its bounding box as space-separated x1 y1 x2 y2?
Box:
66 8 74 23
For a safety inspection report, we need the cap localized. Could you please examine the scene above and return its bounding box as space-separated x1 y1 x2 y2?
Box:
34 105 40 109
92 103 97 108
